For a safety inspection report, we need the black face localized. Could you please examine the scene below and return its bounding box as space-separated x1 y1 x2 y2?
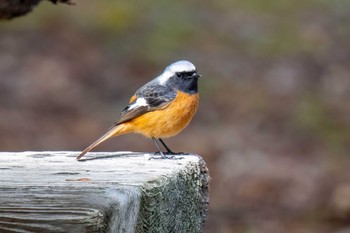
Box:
170 70 200 94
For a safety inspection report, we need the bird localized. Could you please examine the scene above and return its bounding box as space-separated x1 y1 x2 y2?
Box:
76 60 202 160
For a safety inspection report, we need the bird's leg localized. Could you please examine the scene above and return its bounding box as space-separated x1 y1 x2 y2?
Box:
158 138 188 155
158 138 175 154
151 137 175 159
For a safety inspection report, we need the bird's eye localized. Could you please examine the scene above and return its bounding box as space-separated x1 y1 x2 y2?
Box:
176 72 182 78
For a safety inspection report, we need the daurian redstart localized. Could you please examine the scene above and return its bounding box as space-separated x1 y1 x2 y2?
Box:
77 60 201 160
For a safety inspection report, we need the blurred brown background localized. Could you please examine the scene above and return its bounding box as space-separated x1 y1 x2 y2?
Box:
1 0 350 232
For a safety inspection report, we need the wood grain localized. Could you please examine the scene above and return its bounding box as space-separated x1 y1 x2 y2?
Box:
0 152 209 232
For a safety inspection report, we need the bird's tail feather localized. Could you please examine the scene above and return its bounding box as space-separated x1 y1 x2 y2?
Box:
76 124 130 160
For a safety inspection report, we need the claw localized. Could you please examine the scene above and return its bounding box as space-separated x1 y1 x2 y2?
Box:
149 152 184 160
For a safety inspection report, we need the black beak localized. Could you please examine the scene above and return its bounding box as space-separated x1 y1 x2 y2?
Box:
192 73 202 79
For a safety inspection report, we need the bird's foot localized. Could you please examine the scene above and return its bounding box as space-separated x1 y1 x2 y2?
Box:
151 151 185 160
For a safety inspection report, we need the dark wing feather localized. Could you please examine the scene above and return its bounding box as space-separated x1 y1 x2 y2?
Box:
115 84 176 125
116 105 149 125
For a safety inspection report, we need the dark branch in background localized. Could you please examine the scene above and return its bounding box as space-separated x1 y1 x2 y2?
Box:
0 0 74 20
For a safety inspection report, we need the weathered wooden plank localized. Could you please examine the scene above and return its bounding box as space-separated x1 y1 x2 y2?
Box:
0 152 209 233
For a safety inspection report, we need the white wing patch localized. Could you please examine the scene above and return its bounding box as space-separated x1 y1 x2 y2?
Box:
128 97 148 110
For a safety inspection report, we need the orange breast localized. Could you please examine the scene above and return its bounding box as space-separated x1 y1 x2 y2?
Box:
125 91 199 138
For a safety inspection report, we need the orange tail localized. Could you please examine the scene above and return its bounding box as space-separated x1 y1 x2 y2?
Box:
76 124 131 160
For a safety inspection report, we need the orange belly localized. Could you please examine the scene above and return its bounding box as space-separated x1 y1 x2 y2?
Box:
125 91 199 138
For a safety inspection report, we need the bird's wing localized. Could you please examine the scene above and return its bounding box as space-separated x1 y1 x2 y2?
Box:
115 84 176 125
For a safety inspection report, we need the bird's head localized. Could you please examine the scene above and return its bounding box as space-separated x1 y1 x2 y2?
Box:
155 60 201 94
157 60 202 86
